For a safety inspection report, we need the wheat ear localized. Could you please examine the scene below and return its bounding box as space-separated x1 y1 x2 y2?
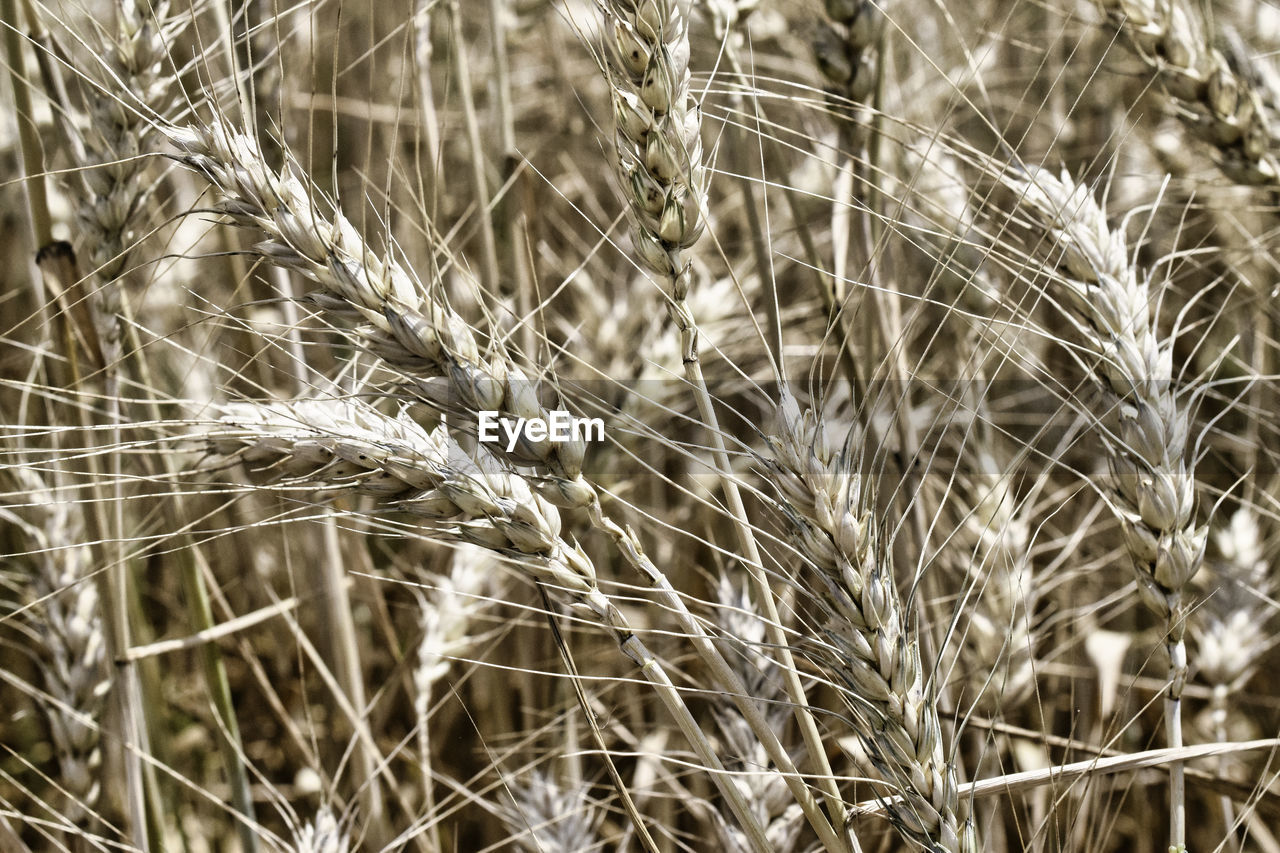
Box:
950 451 1038 713
74 0 182 358
765 388 978 853
1197 508 1271 698
600 5 852 844
167 119 593 506
814 0 887 120
1194 507 1273 841
412 546 491 853
707 574 809 853
80 6 264 846
938 356 1039 716
2 471 108 834
292 805 351 853
1098 0 1280 186
1006 167 1207 850
209 397 775 851
496 769 603 853
601 0 705 350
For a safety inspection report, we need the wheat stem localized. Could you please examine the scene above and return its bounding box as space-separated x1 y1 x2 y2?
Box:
600 5 851 846
2 0 52 248
1007 168 1209 850
447 0 501 295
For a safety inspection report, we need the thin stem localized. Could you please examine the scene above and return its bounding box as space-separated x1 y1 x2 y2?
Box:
3 0 53 247
447 0 500 294
684 36 849 833
180 544 261 850
539 584 662 853
487 0 536 359
585 502 851 853
414 0 443 215
619 635 772 853
116 290 260 850
319 505 389 841
488 0 515 159
1211 684 1243 852
68 377 152 852
1167 636 1187 851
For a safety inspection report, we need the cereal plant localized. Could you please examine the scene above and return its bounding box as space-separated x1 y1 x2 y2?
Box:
3 0 1279 850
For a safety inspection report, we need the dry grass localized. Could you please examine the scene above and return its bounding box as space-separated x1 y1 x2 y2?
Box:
4 0 1280 851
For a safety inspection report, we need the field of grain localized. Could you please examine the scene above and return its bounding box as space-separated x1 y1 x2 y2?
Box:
3 0 1280 850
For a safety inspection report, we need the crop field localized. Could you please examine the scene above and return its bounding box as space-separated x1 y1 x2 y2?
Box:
3 0 1280 850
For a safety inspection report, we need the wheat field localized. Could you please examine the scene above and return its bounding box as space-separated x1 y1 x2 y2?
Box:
3 0 1280 850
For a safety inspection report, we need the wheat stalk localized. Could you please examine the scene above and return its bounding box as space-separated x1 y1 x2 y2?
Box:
599 6 854 843
1005 167 1208 849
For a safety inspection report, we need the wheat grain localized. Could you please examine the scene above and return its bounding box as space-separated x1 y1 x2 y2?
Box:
212 398 570 552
